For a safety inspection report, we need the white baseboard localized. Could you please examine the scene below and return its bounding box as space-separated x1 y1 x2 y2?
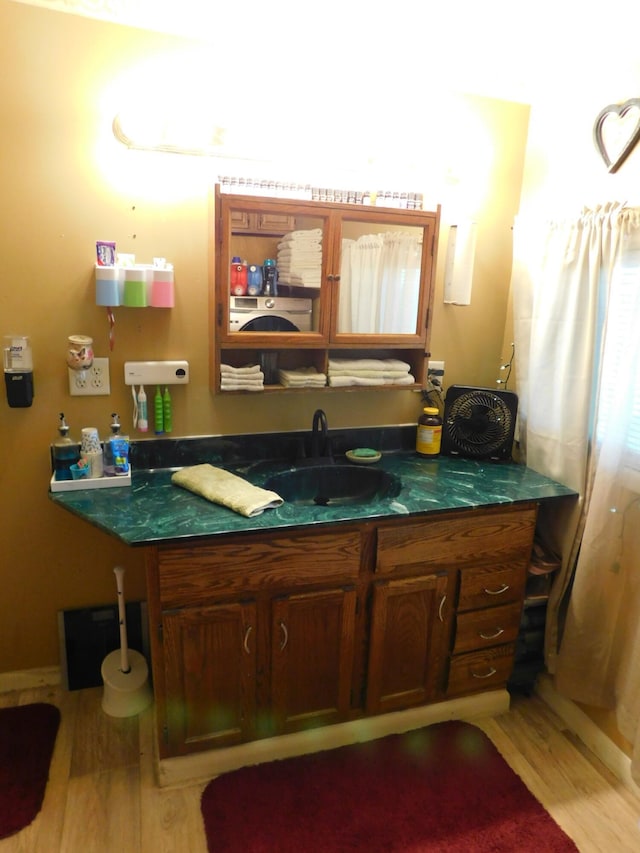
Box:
536 673 639 795
156 688 510 788
0 666 61 694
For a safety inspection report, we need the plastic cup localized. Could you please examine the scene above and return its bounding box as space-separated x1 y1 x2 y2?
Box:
150 270 175 307
123 267 149 307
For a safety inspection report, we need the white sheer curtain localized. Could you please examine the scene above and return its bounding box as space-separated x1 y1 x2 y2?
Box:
512 204 640 784
338 232 421 334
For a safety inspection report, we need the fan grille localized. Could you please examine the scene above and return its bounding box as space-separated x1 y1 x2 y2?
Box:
442 387 517 460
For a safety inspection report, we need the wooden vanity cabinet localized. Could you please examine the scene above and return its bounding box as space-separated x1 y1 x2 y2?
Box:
373 503 537 702
146 528 361 758
146 503 538 760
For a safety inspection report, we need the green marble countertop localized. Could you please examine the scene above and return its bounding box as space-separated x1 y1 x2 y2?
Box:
49 452 576 547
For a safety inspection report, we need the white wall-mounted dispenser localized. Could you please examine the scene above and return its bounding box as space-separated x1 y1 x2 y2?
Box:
124 361 189 385
4 335 34 407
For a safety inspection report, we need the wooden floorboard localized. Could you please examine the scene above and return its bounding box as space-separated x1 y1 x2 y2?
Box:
1 685 640 852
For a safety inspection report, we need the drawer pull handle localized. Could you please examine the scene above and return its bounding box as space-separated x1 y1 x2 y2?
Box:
483 584 510 596
279 620 289 651
479 627 504 640
243 625 252 655
438 594 447 623
471 666 497 679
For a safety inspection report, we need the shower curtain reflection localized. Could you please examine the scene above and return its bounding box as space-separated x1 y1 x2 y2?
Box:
338 231 421 334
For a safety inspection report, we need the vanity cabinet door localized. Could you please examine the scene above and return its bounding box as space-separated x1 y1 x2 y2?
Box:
366 572 449 715
270 586 357 733
162 600 257 755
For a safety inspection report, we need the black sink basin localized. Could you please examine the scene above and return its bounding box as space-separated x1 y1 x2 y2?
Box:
265 464 401 507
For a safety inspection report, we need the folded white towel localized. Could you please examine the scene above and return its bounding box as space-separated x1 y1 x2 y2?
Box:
220 363 262 375
220 373 264 385
328 375 385 387
328 358 411 373
280 228 322 240
327 368 410 379
278 367 327 387
220 383 265 391
328 373 416 387
172 464 283 517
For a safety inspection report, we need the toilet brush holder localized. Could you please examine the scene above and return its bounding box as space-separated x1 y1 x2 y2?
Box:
101 648 152 718
101 565 153 718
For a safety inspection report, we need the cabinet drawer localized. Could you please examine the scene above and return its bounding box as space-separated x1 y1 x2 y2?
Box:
376 506 536 576
457 561 526 612
156 530 361 608
453 601 522 654
447 644 515 696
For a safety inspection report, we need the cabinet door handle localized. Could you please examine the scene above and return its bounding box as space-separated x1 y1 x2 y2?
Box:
471 667 497 679
483 584 510 596
479 627 504 640
279 620 288 651
243 625 252 655
438 594 447 623
327 274 335 282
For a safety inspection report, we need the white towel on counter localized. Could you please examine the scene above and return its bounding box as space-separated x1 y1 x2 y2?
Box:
172 464 283 517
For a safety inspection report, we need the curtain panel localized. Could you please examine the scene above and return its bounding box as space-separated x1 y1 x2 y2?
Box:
511 204 640 785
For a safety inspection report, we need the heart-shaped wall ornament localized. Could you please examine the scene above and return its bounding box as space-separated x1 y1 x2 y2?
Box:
593 98 640 173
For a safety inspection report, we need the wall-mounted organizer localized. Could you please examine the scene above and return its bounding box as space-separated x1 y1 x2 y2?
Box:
123 361 189 385
95 264 175 308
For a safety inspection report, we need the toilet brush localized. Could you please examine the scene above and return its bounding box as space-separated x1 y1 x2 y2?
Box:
101 566 152 718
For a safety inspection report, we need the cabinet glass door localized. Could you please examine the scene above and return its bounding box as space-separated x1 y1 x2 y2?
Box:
331 212 435 342
220 195 330 340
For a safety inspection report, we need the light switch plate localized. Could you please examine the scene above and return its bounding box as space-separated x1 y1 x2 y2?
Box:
68 357 111 396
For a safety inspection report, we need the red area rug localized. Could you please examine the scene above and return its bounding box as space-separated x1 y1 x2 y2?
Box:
0 703 60 840
201 720 578 852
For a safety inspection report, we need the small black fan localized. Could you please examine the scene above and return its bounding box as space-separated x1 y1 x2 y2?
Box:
441 386 518 461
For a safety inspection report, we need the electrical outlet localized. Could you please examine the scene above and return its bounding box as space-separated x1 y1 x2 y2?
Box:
427 360 445 391
68 357 111 396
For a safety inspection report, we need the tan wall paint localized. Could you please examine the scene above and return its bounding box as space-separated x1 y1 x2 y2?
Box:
0 1 529 672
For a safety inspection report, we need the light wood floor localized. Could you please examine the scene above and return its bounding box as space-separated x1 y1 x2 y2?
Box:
1 684 640 852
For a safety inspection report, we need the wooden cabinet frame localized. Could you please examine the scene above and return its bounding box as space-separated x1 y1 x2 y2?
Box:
211 186 441 393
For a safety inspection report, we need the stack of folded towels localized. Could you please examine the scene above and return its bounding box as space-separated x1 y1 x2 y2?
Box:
277 228 322 288
327 358 415 387
278 366 327 388
220 363 264 391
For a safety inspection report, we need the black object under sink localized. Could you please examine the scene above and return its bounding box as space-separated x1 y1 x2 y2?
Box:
265 464 401 507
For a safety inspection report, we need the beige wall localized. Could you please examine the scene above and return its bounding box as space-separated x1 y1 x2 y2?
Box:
0 1 529 673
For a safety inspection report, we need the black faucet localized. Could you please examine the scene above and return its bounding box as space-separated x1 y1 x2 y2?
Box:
310 409 333 463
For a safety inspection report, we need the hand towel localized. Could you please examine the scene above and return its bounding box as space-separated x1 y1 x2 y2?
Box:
328 375 385 387
327 368 410 379
327 374 415 387
220 364 263 375
278 367 327 387
328 358 411 373
172 464 283 517
220 383 265 391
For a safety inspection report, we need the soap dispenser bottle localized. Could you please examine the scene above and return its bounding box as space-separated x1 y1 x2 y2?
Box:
53 412 80 480
104 412 130 476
